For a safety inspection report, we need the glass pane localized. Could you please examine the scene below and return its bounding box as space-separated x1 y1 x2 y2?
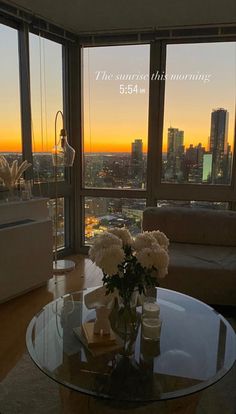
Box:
157 200 229 210
84 197 146 243
162 42 236 185
29 34 64 183
83 45 150 189
48 198 65 250
0 24 22 164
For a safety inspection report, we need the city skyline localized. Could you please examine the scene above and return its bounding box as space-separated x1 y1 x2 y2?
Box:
1 105 232 155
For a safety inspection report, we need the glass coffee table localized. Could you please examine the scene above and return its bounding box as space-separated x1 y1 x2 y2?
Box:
26 287 236 402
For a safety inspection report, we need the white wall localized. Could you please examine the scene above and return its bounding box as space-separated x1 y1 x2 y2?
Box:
3 0 236 34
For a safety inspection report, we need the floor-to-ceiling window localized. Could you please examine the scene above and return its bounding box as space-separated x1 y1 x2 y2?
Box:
152 40 236 210
80 38 236 248
29 33 64 184
29 33 66 249
162 42 235 187
82 45 150 244
0 16 74 254
0 23 22 181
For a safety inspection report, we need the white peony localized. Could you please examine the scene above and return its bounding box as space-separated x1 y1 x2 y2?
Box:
94 245 125 275
89 232 122 262
136 244 169 279
89 244 98 262
88 228 169 285
158 267 168 279
150 230 169 250
136 247 158 269
108 227 133 247
133 232 157 251
154 246 169 269
91 232 122 250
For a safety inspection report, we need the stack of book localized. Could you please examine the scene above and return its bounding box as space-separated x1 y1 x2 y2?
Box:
73 321 122 356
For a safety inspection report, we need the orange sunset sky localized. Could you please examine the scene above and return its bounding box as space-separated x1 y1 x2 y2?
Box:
1 27 235 154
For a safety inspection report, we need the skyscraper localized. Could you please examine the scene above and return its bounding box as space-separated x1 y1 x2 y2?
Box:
185 143 205 183
209 108 229 183
202 153 213 183
131 139 143 162
130 139 143 186
166 127 184 181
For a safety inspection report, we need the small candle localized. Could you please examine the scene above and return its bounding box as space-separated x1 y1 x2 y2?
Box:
143 302 160 319
142 318 162 341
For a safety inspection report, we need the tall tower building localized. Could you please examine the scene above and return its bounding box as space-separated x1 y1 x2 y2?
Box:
168 128 184 154
131 139 143 162
185 143 205 183
209 108 229 183
202 153 213 183
166 128 184 181
130 139 143 186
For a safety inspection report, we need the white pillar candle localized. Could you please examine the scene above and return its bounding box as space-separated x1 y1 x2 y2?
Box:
143 302 160 319
142 318 162 341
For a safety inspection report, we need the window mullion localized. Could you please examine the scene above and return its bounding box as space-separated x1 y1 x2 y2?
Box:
65 42 82 252
156 183 236 202
18 23 33 179
147 40 166 207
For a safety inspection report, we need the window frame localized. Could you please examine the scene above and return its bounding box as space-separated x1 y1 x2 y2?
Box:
150 37 236 206
79 42 151 250
0 16 76 255
1 6 236 253
79 35 236 251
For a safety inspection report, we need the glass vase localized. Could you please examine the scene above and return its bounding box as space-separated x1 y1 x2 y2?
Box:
6 185 19 202
110 293 140 356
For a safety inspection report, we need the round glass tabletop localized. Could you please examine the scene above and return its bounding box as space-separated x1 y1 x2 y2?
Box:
26 288 236 402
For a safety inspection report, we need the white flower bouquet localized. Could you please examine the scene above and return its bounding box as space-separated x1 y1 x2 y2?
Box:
89 228 169 307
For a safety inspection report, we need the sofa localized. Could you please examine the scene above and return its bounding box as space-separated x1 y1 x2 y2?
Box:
142 207 236 305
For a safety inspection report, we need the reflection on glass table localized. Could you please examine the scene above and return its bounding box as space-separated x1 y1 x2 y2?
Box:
26 288 236 402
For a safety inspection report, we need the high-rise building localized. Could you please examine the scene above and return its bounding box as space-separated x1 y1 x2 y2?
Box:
130 139 143 186
202 153 213 183
166 127 184 181
185 143 205 183
209 108 229 183
131 139 143 162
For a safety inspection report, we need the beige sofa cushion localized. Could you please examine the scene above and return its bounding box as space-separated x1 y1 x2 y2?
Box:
160 243 236 305
169 242 236 273
143 207 236 247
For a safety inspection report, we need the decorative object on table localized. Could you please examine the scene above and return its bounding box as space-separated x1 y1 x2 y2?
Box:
89 227 169 305
142 317 162 341
19 178 33 201
84 286 117 310
89 227 169 353
94 306 112 335
0 156 31 201
51 110 75 274
142 297 160 319
82 321 116 347
110 300 141 356
141 333 161 358
73 325 122 357
142 296 162 341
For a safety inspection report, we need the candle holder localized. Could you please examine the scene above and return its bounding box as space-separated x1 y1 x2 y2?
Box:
142 297 160 319
141 297 162 341
142 317 162 341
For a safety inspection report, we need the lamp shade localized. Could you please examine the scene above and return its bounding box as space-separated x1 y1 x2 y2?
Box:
52 129 75 167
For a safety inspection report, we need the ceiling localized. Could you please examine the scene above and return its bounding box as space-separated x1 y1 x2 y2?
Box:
3 0 236 34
